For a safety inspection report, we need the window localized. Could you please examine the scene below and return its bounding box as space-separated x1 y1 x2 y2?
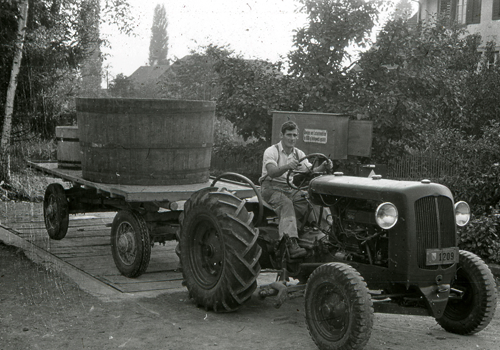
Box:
486 51 499 68
439 0 459 23
466 0 482 24
493 0 500 20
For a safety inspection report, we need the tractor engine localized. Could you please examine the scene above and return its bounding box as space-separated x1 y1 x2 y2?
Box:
325 197 389 267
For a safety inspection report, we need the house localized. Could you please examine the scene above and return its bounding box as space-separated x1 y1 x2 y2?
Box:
417 0 500 59
127 56 216 99
127 64 172 97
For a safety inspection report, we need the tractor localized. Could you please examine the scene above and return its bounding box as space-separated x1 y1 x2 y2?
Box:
179 152 497 350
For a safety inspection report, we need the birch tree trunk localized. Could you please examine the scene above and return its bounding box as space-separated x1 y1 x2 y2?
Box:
1 0 29 182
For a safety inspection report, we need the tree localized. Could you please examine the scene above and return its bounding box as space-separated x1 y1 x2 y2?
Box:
79 0 102 97
349 18 482 161
0 0 135 181
287 0 383 112
149 4 168 66
215 56 303 143
392 0 414 21
160 45 230 101
1 0 29 182
108 73 136 97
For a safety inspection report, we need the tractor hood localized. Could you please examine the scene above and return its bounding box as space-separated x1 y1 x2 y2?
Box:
308 174 454 204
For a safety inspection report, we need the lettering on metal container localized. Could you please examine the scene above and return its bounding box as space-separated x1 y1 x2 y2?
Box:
303 129 327 144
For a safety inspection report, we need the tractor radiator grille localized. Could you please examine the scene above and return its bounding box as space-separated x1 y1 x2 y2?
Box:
415 196 456 270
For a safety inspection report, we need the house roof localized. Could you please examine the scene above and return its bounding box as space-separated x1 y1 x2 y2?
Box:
128 65 171 86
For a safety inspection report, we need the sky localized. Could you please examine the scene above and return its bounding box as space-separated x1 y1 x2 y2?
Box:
101 0 308 81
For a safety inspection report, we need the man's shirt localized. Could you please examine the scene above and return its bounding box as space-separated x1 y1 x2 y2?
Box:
260 141 309 184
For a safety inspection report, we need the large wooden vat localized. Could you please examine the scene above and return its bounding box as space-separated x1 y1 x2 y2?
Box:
76 98 215 185
56 126 81 169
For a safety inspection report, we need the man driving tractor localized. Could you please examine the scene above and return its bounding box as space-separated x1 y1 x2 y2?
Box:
259 121 332 258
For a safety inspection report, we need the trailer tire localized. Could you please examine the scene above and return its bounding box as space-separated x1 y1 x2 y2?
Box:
111 210 151 278
436 250 497 335
43 183 69 240
180 188 261 312
305 263 373 350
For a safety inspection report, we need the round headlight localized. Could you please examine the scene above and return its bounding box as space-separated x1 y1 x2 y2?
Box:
455 201 470 227
375 202 398 229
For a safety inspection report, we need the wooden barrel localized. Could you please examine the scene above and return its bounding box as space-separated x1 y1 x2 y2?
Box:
75 98 215 185
56 126 81 170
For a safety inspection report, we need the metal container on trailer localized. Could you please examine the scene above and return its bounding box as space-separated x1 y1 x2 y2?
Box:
272 111 373 159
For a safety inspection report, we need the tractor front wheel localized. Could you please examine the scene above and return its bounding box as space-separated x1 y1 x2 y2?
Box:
305 263 373 350
436 250 497 335
180 188 261 312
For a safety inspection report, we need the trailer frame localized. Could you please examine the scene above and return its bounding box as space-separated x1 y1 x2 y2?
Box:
29 161 256 277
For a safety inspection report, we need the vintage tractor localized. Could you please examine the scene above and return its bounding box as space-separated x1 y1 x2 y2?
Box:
179 153 497 350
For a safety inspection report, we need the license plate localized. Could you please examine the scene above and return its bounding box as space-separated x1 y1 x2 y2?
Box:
426 247 459 266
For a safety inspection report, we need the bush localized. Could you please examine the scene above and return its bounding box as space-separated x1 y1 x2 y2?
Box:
435 121 500 215
211 140 266 184
458 209 500 264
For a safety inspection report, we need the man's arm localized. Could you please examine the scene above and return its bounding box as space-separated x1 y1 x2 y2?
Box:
266 159 299 178
313 159 333 173
296 150 332 173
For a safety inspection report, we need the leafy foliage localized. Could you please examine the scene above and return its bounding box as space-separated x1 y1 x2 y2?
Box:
348 18 483 161
288 0 382 112
108 73 137 97
458 210 500 264
215 57 303 142
431 122 500 215
1 0 134 139
160 45 230 101
149 4 169 66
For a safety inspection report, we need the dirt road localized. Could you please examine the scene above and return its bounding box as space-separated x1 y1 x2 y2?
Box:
1 243 499 350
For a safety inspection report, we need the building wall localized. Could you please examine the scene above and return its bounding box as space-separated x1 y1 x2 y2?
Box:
419 0 500 46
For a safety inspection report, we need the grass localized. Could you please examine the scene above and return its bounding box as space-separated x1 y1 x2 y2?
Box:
1 136 58 202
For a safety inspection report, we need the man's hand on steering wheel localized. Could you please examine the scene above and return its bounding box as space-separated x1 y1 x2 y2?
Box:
286 153 333 190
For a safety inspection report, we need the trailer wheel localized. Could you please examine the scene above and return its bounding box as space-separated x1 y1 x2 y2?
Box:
436 250 497 335
305 263 373 350
180 188 261 312
43 183 69 240
110 210 151 278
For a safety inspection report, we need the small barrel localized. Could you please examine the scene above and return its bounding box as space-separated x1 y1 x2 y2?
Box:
56 126 81 169
76 98 215 185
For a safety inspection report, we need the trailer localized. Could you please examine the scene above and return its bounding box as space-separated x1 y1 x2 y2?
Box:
29 161 257 278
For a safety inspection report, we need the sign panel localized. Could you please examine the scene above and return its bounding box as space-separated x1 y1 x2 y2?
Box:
303 129 328 144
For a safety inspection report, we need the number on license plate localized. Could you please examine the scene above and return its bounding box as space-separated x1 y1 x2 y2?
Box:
426 248 459 266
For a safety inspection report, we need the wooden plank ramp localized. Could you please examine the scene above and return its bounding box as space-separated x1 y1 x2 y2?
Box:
0 201 183 296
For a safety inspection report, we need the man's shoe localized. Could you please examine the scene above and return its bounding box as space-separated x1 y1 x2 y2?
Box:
287 237 307 259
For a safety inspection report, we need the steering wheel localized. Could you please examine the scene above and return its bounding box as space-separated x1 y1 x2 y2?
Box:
286 153 332 190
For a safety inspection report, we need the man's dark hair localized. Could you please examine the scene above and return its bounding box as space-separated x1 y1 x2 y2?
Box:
281 121 298 134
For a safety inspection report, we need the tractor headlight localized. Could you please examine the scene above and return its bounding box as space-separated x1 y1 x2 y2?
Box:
455 201 470 227
375 202 398 229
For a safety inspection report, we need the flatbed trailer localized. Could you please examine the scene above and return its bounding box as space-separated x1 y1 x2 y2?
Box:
29 161 259 278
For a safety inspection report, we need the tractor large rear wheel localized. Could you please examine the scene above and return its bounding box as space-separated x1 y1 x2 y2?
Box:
436 250 497 335
180 188 261 312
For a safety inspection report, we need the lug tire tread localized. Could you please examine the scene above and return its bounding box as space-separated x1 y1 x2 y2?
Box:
305 262 373 350
181 188 261 312
436 250 497 335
